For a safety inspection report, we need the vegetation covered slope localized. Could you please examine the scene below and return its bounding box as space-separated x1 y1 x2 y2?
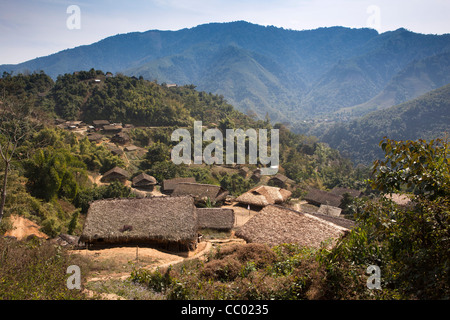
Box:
321 84 450 164
0 70 366 237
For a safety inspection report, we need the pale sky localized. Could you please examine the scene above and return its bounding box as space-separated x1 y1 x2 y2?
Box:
1 0 449 64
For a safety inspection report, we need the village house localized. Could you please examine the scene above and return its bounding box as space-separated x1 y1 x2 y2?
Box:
92 120 110 129
238 166 250 178
100 166 130 184
111 131 130 144
317 204 342 217
235 185 292 209
79 196 198 251
102 124 123 134
124 145 139 152
303 187 343 208
110 148 124 156
269 173 295 189
132 172 157 191
87 133 103 143
330 187 362 198
171 182 229 204
196 208 235 231
250 169 261 183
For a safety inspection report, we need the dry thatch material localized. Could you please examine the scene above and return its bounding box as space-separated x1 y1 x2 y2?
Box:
385 193 412 206
317 204 342 217
235 205 349 248
111 131 130 144
172 182 228 203
162 177 196 193
87 133 103 142
93 120 110 127
235 185 292 207
307 212 355 230
197 208 235 230
303 188 343 207
79 196 198 251
269 173 295 188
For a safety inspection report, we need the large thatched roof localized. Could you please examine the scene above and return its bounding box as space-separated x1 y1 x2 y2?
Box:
197 208 235 230
162 177 196 192
101 166 130 181
172 182 228 202
235 185 292 207
235 205 350 248
269 173 295 186
303 188 343 207
79 196 198 246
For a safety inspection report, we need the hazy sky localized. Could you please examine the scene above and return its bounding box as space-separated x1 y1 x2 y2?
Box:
1 0 449 64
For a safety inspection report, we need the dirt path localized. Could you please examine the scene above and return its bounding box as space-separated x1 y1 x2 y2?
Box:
74 240 215 300
3 215 49 240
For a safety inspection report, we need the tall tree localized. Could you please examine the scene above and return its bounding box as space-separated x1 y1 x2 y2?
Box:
0 97 35 223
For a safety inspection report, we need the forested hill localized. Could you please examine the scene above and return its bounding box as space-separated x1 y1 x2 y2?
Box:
2 21 450 123
0 69 256 129
321 83 450 164
0 70 368 239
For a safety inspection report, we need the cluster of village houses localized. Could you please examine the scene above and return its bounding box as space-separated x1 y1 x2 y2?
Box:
55 118 362 252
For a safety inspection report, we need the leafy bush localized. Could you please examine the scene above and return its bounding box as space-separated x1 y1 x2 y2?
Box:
0 237 88 300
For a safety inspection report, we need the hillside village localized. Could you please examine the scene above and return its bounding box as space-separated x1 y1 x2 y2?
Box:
42 116 363 253
2 71 446 301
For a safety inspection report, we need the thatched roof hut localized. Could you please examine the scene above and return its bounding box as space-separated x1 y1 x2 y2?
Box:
307 211 356 230
102 124 123 133
132 173 157 190
239 166 250 178
317 204 342 217
162 177 196 194
235 185 292 208
100 167 130 183
172 183 228 203
87 133 103 142
79 196 198 251
111 131 130 144
197 208 235 230
330 187 362 198
269 173 295 188
93 120 110 128
303 188 343 208
235 205 350 248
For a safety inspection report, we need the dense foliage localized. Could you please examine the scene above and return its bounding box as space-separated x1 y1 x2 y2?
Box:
0 237 88 299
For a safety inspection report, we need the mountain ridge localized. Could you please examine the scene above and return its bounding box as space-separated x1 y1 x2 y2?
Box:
2 21 450 123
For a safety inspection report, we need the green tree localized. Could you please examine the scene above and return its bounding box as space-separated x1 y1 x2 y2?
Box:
371 136 449 199
0 97 37 224
322 137 450 299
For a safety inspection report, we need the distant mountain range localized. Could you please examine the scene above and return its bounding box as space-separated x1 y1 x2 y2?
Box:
2 21 450 124
321 83 450 164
